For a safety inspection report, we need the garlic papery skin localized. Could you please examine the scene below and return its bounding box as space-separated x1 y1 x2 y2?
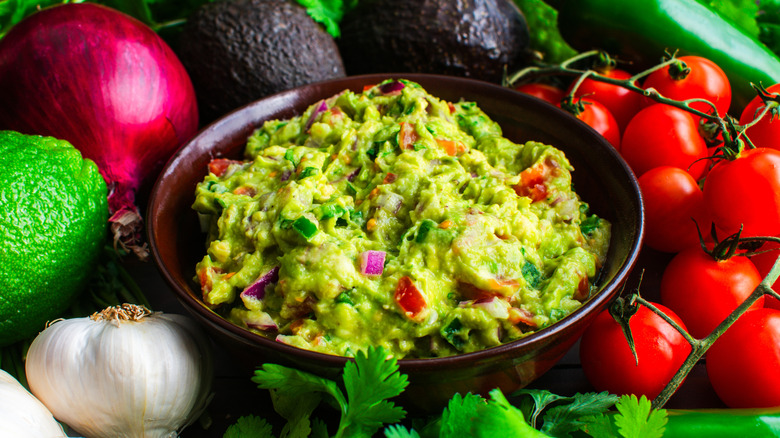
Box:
0 369 67 438
25 304 214 438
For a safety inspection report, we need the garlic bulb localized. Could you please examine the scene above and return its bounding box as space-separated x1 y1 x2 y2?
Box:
25 304 214 438
0 369 67 438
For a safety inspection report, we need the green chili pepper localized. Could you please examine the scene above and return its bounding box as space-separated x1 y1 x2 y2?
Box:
292 216 318 240
664 408 780 437
548 0 780 111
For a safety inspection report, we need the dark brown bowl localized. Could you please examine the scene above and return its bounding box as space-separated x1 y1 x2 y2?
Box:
147 73 644 411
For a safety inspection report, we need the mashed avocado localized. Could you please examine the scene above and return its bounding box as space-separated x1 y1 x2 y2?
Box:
192 79 611 359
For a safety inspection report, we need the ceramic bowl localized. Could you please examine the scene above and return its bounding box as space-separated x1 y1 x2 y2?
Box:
147 73 644 411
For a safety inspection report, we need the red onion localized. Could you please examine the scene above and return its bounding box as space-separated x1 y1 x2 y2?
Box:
0 3 198 259
240 266 280 307
379 80 405 94
360 250 386 276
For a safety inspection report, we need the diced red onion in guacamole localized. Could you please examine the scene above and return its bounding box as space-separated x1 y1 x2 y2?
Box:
471 296 510 319
360 250 386 276
240 266 280 307
242 311 278 331
379 81 405 94
304 99 328 131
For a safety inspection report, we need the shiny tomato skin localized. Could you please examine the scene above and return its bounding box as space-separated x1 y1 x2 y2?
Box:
739 83 780 151
569 68 643 133
702 147 780 237
561 99 621 150
660 247 764 339
749 239 780 309
621 104 708 179
706 308 780 408
515 83 565 105
642 55 731 116
579 303 691 399
638 166 712 253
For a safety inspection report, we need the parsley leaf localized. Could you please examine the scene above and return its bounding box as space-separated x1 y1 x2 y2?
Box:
223 415 275 438
613 394 667 438
337 347 409 437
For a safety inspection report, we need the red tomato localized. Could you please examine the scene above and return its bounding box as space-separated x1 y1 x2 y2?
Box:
394 276 427 320
702 147 780 237
638 166 712 253
569 68 643 133
642 56 731 116
561 99 621 150
749 239 780 309
660 246 764 339
739 83 780 151
621 104 708 179
515 83 565 105
579 303 691 399
706 308 780 408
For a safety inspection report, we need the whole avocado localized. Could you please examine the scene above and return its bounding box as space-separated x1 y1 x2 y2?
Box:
176 0 346 124
337 0 530 83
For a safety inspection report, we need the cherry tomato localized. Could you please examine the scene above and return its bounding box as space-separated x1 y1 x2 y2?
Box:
568 68 643 133
702 147 780 237
515 83 565 105
642 56 731 116
739 83 780 151
638 166 712 253
621 104 708 179
579 302 691 399
706 308 780 408
660 246 763 339
749 239 780 309
560 98 621 150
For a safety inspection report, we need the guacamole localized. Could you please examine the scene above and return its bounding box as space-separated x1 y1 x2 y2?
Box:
192 79 611 359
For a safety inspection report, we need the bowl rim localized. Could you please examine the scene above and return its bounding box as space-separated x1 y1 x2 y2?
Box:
147 72 645 370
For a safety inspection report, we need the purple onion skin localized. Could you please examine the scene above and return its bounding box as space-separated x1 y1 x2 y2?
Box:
241 266 280 300
379 80 405 94
0 3 198 218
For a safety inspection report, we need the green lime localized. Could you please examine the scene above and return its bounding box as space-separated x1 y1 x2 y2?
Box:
0 130 108 346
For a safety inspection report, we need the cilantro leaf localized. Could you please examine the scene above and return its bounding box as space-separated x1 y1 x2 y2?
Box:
270 388 322 438
222 415 275 438
541 391 620 437
311 418 330 438
471 389 550 438
252 363 346 407
337 347 409 437
439 392 486 438
513 388 573 429
384 424 421 438
613 394 667 438
294 0 357 38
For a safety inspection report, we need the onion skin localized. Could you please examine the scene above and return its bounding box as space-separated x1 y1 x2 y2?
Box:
0 3 198 258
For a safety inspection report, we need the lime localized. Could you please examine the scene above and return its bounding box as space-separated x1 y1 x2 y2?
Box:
0 130 108 346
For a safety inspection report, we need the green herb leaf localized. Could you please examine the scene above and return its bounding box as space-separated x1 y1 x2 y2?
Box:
541 392 619 437
613 394 667 438
270 388 322 438
252 363 346 407
295 0 349 38
384 424 421 438
439 392 486 438
222 415 275 438
471 389 550 438
337 346 409 437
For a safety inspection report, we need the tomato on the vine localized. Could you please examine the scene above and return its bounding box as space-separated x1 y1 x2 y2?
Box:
621 104 708 179
660 245 763 339
702 147 780 237
638 166 712 253
749 239 780 309
642 55 731 116
739 83 780 151
706 308 780 408
515 83 565 105
568 67 643 133
560 98 621 150
579 302 691 399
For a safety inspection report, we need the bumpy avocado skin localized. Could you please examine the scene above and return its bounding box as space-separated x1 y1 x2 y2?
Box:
338 0 530 83
177 0 346 124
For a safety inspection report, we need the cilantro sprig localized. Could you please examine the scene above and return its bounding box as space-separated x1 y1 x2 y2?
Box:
223 348 671 438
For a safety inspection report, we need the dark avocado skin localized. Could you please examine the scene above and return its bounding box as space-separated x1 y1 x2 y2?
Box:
177 0 346 124
337 0 530 83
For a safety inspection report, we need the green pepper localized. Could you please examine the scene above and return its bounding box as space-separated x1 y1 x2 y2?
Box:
548 0 780 112
663 408 780 437
512 0 578 64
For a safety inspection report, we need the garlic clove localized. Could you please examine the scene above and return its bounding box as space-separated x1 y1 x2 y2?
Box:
0 369 67 438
